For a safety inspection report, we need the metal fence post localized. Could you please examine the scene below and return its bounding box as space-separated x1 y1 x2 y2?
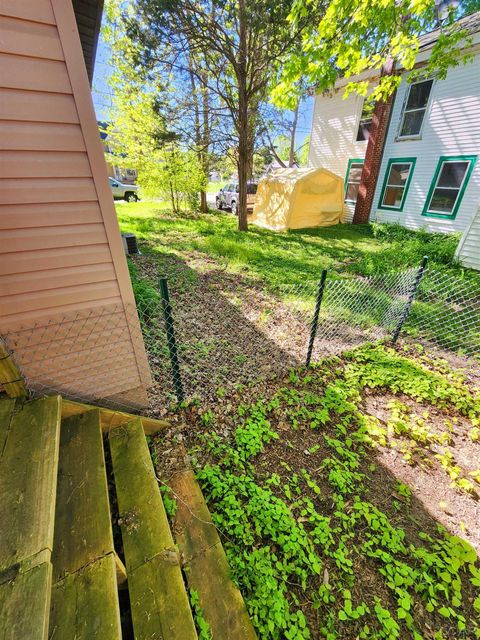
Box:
159 277 185 403
391 256 428 344
306 270 328 367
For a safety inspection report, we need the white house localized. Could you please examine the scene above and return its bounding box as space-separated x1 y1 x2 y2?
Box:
308 11 480 238
371 54 480 233
308 70 379 223
455 205 480 269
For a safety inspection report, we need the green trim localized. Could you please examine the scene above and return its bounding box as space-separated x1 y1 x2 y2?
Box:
344 158 364 203
377 157 416 212
422 155 478 220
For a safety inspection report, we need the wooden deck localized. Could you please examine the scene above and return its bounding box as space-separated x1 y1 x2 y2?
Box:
0 394 257 639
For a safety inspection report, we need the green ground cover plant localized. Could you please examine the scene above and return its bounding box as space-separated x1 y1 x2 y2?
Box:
187 344 480 640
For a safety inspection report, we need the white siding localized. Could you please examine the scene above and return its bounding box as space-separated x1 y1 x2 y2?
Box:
372 55 480 233
456 206 480 270
308 90 369 221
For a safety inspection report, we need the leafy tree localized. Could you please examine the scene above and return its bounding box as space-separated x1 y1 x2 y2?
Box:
145 147 207 211
273 0 476 108
297 134 310 167
125 0 318 231
104 0 219 212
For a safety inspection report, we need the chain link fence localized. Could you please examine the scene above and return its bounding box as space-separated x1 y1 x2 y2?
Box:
1 256 479 413
406 269 480 358
136 257 480 406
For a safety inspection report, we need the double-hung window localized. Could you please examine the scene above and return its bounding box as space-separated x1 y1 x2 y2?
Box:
356 98 375 141
378 158 416 211
422 156 477 219
398 79 433 138
344 160 364 204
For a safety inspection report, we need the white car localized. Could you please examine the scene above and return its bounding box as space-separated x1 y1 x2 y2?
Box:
109 177 140 202
216 182 258 214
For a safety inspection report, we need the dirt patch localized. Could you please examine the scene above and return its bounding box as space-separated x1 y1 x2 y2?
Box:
135 250 414 414
362 391 480 551
133 251 309 408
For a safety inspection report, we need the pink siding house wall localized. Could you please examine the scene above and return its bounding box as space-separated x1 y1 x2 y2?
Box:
0 0 152 407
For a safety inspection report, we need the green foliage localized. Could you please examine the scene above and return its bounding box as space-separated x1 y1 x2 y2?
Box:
127 258 160 323
194 343 480 639
160 484 178 518
126 0 314 230
189 589 212 640
103 0 207 210
117 203 470 289
273 0 473 109
144 147 207 211
369 223 460 269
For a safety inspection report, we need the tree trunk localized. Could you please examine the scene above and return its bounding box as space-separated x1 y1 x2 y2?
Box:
200 71 211 213
200 190 208 212
237 0 248 231
188 54 209 213
169 180 176 214
289 99 299 167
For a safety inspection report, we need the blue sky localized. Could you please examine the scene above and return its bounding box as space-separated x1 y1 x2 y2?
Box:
92 35 314 151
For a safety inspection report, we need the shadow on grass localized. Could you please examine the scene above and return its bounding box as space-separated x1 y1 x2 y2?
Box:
117 206 465 293
131 247 308 407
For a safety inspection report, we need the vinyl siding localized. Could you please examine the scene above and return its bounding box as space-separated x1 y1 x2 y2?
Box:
456 206 480 270
308 90 369 222
0 0 151 406
372 55 480 233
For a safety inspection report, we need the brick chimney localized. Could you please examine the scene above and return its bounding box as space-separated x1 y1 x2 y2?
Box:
353 62 396 224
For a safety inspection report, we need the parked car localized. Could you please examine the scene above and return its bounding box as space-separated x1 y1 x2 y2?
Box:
216 181 258 214
109 177 140 202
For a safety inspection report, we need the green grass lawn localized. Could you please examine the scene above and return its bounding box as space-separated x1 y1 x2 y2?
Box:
116 201 466 288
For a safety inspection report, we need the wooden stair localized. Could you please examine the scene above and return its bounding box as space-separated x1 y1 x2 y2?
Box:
49 409 122 639
110 419 197 639
0 394 256 640
170 468 257 639
0 396 61 640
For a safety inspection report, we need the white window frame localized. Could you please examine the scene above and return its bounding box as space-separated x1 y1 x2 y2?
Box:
425 159 472 217
354 97 374 143
344 160 364 204
396 78 434 141
379 160 416 211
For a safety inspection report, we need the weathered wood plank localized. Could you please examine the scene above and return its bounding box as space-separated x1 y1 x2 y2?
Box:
0 397 16 454
0 561 52 640
0 396 61 571
52 409 114 581
0 341 27 398
62 398 170 435
49 554 122 640
170 469 257 640
109 419 197 640
128 553 197 640
109 418 174 569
